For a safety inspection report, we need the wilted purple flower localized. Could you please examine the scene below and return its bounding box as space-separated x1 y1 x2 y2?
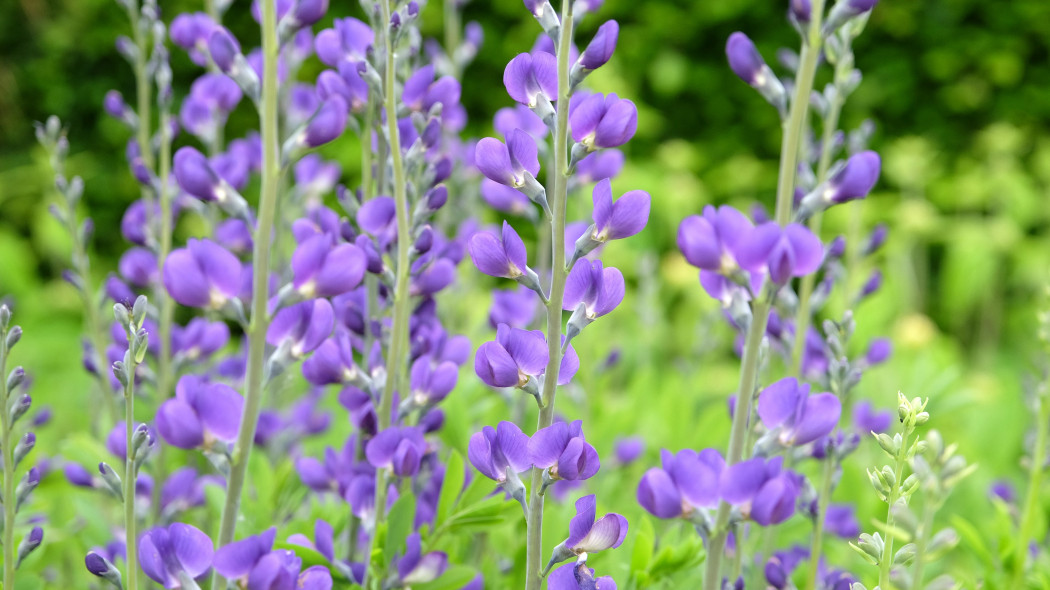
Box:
548 562 617 590
156 376 244 449
721 456 802 525
163 239 242 309
677 205 754 272
469 222 529 279
530 420 600 482
267 299 335 357
397 533 448 585
736 222 823 285
291 234 366 298
757 377 841 446
576 20 619 72
366 426 426 477
468 421 531 484
504 52 558 110
138 523 214 588
852 400 891 434
637 448 723 518
545 495 627 573
563 260 625 319
474 130 541 189
570 93 637 150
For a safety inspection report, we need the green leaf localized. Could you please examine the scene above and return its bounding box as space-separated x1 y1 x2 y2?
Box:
437 450 466 526
951 515 994 569
385 492 417 559
630 517 655 575
274 541 329 569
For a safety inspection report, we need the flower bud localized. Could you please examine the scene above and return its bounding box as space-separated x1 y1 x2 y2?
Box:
5 326 20 350
85 551 124 589
132 295 148 329
13 432 35 468
98 462 123 501
15 467 40 511
16 526 43 568
10 395 31 424
6 367 24 392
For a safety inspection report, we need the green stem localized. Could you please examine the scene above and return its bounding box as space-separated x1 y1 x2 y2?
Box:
878 429 912 588
773 0 825 226
703 299 771 589
153 109 175 518
803 458 835 590
366 2 413 587
126 3 152 172
124 355 140 590
524 5 574 590
1 327 14 590
212 0 280 584
443 0 461 77
910 497 937 590
1011 390 1050 586
790 93 842 375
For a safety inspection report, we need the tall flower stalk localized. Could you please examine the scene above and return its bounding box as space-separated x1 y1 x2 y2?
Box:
213 0 281 569
1 309 16 590
523 1 574 588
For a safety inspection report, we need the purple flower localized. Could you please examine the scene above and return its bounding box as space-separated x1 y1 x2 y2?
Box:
118 248 158 287
545 495 627 573
402 65 461 113
494 105 547 141
314 18 374 67
757 377 841 446
569 93 637 149
211 529 290 586
720 456 802 525
865 337 892 365
301 96 349 148
171 12 217 66
577 20 619 71
397 533 448 585
735 222 823 284
529 420 600 482
163 239 242 309
576 149 624 184
726 32 766 86
174 146 238 204
409 356 458 404
989 480 1016 503
172 318 230 360
291 234 366 298
474 325 579 389
563 260 625 319
267 299 335 357
138 523 214 588
156 376 244 450
474 130 541 189
824 504 861 538
366 427 426 477
852 400 891 434
825 0 880 35
469 222 529 279
301 331 361 385
468 421 532 484
591 181 650 244
503 52 558 109
637 449 723 518
677 205 754 271
489 286 538 329
614 437 644 465
826 151 881 203
548 562 617 590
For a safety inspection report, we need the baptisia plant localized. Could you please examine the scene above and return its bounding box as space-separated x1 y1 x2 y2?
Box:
466 0 648 587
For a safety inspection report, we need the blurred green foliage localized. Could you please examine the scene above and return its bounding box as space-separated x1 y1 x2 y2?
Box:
1 0 1050 587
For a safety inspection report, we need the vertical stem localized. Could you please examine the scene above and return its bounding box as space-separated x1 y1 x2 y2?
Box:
443 0 461 77
1 328 14 590
878 428 912 588
773 0 825 226
524 5 573 590
1011 390 1050 586
212 0 280 582
126 3 153 172
910 498 937 590
803 458 835 590
124 361 140 590
153 110 175 517
790 96 842 375
366 3 413 587
703 299 771 589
